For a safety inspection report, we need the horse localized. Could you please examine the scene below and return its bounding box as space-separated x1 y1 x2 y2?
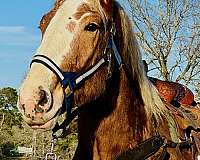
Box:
17 0 200 159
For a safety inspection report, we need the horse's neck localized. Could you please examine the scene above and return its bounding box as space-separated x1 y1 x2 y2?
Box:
76 69 154 159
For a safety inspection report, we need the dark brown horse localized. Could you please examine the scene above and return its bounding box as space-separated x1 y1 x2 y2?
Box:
17 0 200 159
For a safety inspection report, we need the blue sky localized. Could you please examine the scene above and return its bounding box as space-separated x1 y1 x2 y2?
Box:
0 0 54 89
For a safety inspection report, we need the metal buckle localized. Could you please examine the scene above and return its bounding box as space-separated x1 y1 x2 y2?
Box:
45 137 57 160
110 23 116 35
107 51 113 78
64 85 73 97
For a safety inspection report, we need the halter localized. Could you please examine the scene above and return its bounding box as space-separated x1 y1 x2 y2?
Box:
30 24 122 136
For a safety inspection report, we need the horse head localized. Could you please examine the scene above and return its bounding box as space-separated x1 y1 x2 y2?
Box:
17 0 127 130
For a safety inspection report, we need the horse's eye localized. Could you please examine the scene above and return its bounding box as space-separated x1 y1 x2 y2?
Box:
84 23 99 32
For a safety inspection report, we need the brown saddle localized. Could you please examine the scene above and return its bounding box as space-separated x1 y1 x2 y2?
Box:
148 79 200 157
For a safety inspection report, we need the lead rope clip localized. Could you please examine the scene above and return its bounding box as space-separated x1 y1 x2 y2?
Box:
45 137 57 160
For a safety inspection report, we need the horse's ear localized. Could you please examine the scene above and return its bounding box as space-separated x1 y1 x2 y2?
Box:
100 0 112 11
101 0 111 4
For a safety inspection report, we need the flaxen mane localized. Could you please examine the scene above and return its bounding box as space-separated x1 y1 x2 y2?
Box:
114 5 167 118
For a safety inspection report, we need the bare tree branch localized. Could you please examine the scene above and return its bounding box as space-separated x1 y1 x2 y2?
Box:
128 0 200 92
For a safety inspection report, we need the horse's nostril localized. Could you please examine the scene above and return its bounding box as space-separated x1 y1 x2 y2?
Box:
38 89 48 106
19 87 51 118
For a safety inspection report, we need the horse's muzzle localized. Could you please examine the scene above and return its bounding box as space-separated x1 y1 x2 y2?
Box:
18 86 53 127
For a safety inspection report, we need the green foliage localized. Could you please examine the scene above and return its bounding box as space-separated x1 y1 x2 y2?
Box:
56 133 77 152
0 87 22 129
0 87 18 110
5 110 22 127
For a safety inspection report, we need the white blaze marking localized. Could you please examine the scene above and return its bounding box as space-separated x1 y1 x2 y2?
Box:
36 0 84 66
